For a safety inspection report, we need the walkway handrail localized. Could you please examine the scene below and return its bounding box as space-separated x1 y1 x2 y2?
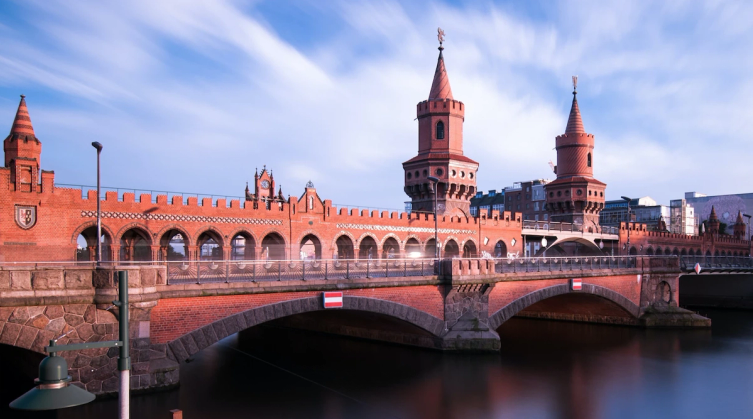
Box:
679 255 753 271
0 255 687 284
521 220 619 235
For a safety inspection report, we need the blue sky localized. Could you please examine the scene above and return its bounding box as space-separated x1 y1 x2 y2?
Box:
1 0 752 210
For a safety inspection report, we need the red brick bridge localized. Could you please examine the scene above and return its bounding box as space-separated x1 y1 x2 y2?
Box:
0 255 708 395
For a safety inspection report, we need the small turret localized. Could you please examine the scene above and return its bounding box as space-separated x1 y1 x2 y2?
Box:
4 95 42 192
734 210 746 239
708 206 720 235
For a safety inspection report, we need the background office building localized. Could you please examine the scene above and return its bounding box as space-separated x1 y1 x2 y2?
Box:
600 196 670 231
503 179 551 222
470 189 505 217
676 192 753 236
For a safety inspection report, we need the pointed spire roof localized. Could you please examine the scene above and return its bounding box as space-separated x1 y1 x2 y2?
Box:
9 95 36 138
565 89 585 135
428 46 453 100
709 206 718 221
737 210 744 224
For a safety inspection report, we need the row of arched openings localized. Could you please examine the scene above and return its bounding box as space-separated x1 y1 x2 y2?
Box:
77 226 503 262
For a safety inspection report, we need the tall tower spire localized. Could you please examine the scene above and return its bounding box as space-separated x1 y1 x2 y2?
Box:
428 31 453 100
4 95 42 192
565 78 584 134
544 79 606 227
403 29 478 217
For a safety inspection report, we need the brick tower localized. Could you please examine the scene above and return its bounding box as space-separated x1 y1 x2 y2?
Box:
403 33 478 217
545 78 606 230
4 95 42 192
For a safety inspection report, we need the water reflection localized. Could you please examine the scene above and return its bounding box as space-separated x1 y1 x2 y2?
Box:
3 309 753 418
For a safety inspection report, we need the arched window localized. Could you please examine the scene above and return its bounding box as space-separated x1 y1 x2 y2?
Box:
309 196 314 210
587 153 592 167
436 121 445 140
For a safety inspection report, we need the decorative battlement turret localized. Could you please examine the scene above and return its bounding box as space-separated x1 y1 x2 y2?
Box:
708 206 720 235
403 29 478 217
4 95 43 193
245 166 286 208
734 210 747 239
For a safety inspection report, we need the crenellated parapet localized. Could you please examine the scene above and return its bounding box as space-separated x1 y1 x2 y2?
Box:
619 222 750 256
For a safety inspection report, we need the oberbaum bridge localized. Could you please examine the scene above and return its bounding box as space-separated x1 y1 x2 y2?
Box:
1 39 752 396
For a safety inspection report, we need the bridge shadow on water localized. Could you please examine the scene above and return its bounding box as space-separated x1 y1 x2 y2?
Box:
5 310 753 419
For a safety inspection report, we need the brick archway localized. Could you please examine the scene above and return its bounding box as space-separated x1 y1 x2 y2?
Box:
488 283 641 330
165 296 444 363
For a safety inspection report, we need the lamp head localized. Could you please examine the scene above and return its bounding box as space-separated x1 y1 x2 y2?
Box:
91 141 103 152
621 196 632 202
427 176 440 183
9 350 96 410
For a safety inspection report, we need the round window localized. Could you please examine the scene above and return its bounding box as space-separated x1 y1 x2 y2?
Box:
588 190 592 196
600 192 603 197
557 191 562 197
469 172 474 179
565 190 570 195
436 168 443 176
577 189 583 196
407 172 412 179
423 169 428 176
549 192 554 198
451 169 457 177
460 171 465 178
415 171 419 178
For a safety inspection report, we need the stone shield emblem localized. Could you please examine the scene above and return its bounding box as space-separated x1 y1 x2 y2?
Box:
15 205 36 229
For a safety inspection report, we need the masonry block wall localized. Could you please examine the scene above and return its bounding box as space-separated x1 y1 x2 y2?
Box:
0 172 526 263
0 266 178 394
150 285 446 344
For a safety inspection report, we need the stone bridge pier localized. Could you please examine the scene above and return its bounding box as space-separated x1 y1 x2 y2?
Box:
0 266 179 395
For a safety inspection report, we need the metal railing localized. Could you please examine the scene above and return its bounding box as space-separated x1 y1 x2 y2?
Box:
680 256 753 271
165 258 440 284
490 255 637 273
0 256 683 283
522 220 619 235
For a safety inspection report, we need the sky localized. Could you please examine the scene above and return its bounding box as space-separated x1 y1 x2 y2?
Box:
1 0 752 211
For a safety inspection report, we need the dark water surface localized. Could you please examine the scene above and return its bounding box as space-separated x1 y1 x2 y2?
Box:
4 309 753 419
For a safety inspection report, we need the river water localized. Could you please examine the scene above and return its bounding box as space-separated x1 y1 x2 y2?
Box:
5 309 753 418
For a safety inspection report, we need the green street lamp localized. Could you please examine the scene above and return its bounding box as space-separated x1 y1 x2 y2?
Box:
9 350 95 410
10 271 131 418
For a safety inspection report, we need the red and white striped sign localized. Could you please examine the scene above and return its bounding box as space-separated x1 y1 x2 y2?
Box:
323 291 343 308
571 278 582 291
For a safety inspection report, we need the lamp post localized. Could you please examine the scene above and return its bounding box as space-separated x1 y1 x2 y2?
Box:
744 214 752 257
92 142 103 266
428 176 440 259
541 237 548 257
11 271 131 418
621 196 632 255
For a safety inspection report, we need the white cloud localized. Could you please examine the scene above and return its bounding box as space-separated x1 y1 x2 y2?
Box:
1 0 752 210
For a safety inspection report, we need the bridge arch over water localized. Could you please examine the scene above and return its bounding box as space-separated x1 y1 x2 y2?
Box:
488 284 641 330
164 296 445 364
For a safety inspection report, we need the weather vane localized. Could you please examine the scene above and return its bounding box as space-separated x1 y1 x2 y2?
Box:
437 27 445 46
572 75 578 92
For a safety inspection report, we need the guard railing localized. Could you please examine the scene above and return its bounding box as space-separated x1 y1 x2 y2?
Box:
680 255 753 271
522 221 619 235
164 258 441 284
